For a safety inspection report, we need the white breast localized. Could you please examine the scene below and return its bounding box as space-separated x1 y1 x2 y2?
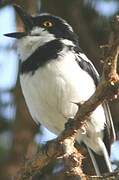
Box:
20 50 106 153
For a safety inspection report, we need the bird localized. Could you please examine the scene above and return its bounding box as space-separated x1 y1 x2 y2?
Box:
5 5 116 175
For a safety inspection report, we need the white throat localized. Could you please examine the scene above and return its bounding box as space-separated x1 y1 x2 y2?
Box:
17 27 75 62
17 27 56 61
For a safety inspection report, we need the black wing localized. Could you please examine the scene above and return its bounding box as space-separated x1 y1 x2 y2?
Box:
103 102 116 154
74 46 116 154
74 46 99 86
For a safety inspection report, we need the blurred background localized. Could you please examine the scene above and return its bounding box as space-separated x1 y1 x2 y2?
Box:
0 0 119 179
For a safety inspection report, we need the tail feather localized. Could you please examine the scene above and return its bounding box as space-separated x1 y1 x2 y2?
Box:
87 147 101 176
87 138 112 175
97 138 112 173
91 152 112 174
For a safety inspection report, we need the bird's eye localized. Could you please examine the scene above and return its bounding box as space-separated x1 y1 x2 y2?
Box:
43 21 53 27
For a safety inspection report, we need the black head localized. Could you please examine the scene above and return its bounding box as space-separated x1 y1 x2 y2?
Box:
4 5 79 45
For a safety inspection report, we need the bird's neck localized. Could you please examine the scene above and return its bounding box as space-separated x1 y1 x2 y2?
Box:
19 38 75 74
17 33 56 62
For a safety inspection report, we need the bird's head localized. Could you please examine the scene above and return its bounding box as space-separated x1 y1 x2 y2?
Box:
5 5 78 60
5 5 78 43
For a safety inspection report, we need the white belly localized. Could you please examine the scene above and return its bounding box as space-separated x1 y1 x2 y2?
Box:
20 53 106 153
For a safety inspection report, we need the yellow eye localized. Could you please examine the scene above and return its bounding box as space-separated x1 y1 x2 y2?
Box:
43 21 53 27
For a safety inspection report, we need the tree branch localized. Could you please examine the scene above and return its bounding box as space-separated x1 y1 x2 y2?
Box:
14 16 119 180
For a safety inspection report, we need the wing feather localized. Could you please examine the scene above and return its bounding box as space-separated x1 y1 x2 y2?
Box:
74 47 116 153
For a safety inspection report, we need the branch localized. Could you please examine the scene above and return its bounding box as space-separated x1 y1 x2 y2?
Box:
14 16 119 180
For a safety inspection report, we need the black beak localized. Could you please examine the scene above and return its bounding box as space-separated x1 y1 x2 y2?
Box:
4 4 33 39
